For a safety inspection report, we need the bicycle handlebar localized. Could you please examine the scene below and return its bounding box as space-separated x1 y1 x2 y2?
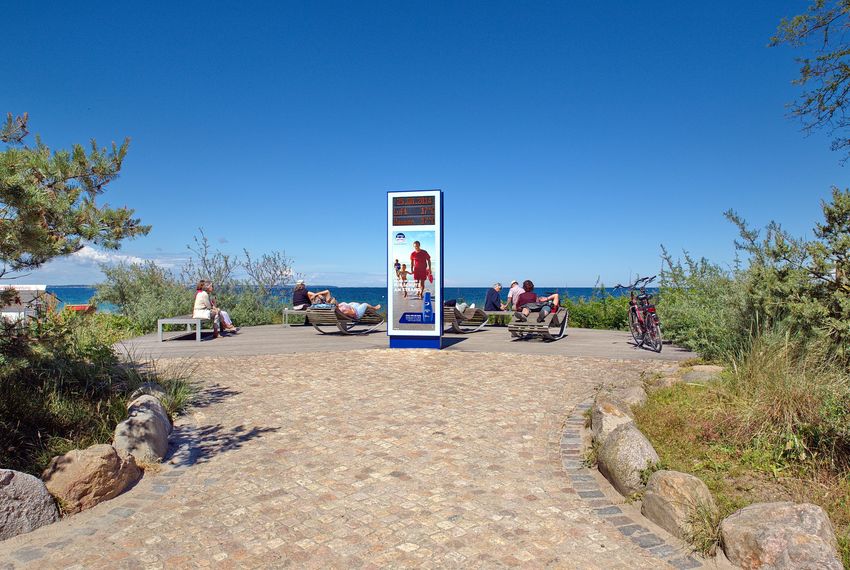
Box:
614 275 657 290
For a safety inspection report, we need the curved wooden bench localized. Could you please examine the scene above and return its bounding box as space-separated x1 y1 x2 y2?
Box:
443 307 488 333
305 306 384 335
507 307 570 341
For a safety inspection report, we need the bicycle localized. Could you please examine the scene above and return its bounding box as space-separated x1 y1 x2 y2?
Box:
614 275 663 352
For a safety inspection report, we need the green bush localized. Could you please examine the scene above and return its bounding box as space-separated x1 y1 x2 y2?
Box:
0 311 196 475
94 261 193 334
564 290 629 330
657 250 747 361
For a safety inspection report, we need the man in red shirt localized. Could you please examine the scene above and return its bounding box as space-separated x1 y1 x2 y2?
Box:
514 280 561 322
410 241 432 300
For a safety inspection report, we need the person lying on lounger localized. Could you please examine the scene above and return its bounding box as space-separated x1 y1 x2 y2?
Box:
292 279 337 310
513 280 561 323
336 302 382 320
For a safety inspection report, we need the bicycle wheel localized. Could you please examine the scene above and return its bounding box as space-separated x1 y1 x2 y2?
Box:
645 315 663 353
628 307 644 346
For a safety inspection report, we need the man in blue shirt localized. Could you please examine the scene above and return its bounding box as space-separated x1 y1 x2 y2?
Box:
484 282 507 311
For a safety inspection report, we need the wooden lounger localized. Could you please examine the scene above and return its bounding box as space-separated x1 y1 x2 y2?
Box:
507 307 570 341
443 307 488 334
305 306 385 335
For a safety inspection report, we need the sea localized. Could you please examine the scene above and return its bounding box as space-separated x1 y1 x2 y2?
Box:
47 285 632 313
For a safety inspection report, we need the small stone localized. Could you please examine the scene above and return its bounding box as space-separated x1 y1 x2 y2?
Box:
0 469 59 540
613 386 647 408
128 382 168 403
720 502 842 569
641 470 717 541
42 444 142 515
126 395 172 435
113 409 171 462
597 423 659 496
591 394 634 446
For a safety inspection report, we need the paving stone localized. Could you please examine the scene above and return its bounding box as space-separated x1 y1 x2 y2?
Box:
632 533 665 549
618 524 649 537
593 506 622 516
0 351 676 569
668 555 702 569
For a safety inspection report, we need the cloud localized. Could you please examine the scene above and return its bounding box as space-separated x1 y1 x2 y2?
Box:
218 237 229 244
71 246 147 266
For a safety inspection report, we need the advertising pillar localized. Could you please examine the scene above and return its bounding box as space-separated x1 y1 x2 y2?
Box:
387 190 443 349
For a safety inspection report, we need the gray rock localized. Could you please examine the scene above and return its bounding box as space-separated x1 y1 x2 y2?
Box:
614 385 647 408
127 394 172 435
0 469 59 540
681 365 724 383
113 410 171 463
128 382 168 403
646 375 681 392
591 394 634 445
641 470 717 541
720 502 841 569
42 444 142 514
597 423 659 496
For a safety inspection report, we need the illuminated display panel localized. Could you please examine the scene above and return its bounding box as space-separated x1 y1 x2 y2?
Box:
392 196 436 226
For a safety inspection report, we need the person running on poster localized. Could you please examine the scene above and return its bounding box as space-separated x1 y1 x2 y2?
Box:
398 263 411 298
410 240 431 300
393 259 401 279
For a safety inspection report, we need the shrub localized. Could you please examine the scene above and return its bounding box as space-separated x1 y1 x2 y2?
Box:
657 249 747 361
0 311 196 475
563 286 630 330
94 261 192 334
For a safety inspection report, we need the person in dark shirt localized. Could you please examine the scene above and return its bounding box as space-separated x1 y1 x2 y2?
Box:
291 280 337 310
484 282 507 311
514 280 560 322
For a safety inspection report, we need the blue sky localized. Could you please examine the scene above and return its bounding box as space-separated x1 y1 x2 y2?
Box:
2 1 846 286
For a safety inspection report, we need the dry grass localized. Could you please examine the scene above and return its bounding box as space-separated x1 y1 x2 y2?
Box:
635 377 850 566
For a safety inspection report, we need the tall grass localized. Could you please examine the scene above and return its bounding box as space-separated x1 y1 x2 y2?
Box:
0 311 197 475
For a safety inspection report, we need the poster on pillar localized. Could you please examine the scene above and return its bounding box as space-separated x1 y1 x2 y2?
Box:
387 190 442 336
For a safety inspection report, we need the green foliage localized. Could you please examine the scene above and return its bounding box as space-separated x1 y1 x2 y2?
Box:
772 1 850 159
726 187 850 362
0 113 149 279
0 311 196 475
95 229 292 333
94 262 193 334
563 285 630 330
660 188 850 364
657 248 746 361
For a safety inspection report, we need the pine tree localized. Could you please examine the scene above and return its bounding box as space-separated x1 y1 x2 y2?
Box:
0 113 150 285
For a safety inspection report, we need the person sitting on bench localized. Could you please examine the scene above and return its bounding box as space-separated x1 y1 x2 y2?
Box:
513 280 561 323
337 302 381 320
485 282 507 311
292 279 337 310
193 280 221 337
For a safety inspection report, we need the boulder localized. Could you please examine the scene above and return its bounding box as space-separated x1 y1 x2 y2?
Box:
127 394 172 435
681 365 724 383
597 423 659 496
720 502 841 569
0 469 59 540
614 385 647 408
646 375 681 392
641 470 717 541
113 410 171 463
42 444 142 514
591 394 634 445
129 382 168 403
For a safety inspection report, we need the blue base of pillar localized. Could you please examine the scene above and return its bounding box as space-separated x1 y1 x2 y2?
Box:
389 336 442 349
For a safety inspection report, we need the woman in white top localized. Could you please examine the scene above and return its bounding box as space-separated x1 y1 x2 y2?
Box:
193 280 221 338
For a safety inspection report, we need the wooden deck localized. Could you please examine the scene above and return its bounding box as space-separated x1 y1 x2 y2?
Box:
116 323 695 361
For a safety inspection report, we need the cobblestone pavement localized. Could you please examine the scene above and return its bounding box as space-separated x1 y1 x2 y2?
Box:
0 350 680 569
